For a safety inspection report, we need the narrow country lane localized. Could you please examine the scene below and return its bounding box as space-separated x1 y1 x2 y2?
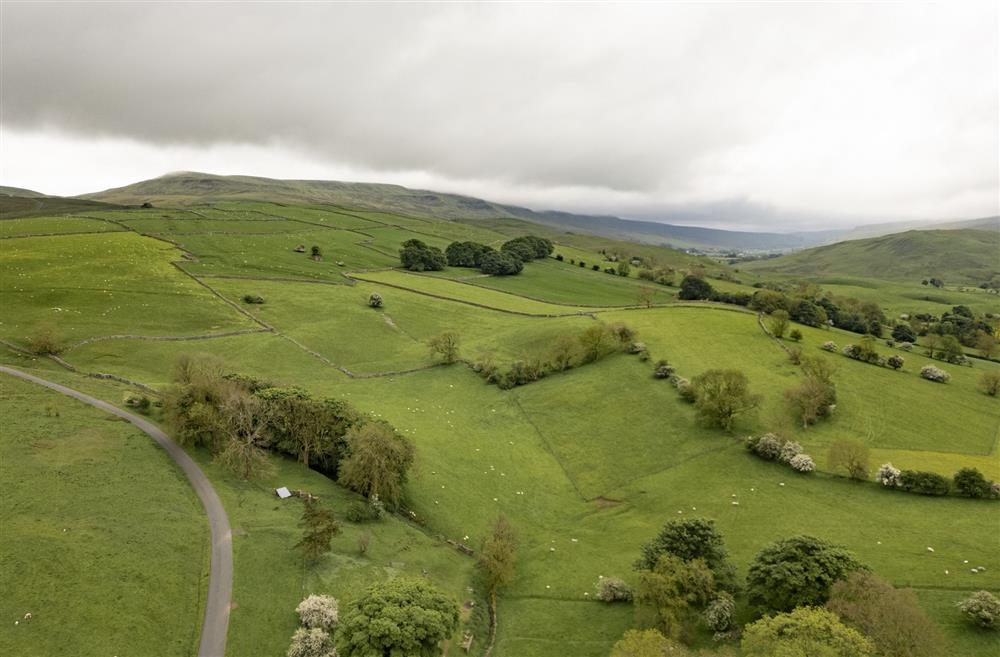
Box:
0 366 232 657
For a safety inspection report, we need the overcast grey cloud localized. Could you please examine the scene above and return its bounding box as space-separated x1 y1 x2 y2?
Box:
2 1 997 230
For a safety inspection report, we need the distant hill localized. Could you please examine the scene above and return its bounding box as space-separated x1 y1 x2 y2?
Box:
0 193 121 218
0 185 47 198
80 172 848 251
744 228 1000 285
838 215 999 241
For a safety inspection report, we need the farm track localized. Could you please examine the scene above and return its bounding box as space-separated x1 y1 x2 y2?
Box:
0 366 233 657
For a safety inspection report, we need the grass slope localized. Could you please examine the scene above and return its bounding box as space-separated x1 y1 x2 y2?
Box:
0 232 256 346
745 229 1000 285
0 375 207 657
6 200 1000 657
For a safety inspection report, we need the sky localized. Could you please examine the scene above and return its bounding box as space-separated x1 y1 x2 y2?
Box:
2 1 997 231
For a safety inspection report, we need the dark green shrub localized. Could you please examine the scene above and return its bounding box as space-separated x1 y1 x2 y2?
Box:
399 239 446 271
242 294 265 304
652 360 675 379
592 264 600 271
479 251 523 276
789 329 802 342
899 470 950 496
747 535 867 612
555 254 564 261
953 467 992 498
678 275 714 300
345 501 382 523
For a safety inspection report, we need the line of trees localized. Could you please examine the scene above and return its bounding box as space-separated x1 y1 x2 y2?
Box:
163 354 414 507
606 518 954 656
470 321 640 389
400 235 554 275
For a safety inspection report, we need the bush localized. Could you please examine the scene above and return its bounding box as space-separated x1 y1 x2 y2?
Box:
501 235 552 261
899 470 950 496
479 250 524 275
678 275 714 300
691 369 761 432
875 463 902 488
595 576 634 602
336 578 459 657
399 239 446 271
428 331 460 364
828 440 870 480
287 627 334 657
242 294 265 304
26 324 64 355
746 433 784 461
592 264 600 271
635 517 736 590
897 341 913 351
920 365 951 383
827 571 944 657
886 354 904 370
296 594 339 631
822 340 838 352
747 535 867 612
768 310 790 338
122 392 152 412
980 371 1000 396
953 467 992 499
703 591 735 632
555 253 563 261
789 328 802 341
741 607 875 657
445 241 493 267
958 590 1000 629
367 292 383 308
652 360 675 379
675 378 696 403
345 499 383 523
789 453 816 473
779 441 803 463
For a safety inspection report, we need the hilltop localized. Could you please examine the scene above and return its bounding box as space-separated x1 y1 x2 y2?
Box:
80 172 845 251
744 228 1000 286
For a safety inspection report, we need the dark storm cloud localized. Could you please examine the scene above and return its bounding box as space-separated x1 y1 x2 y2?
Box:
2 1 997 226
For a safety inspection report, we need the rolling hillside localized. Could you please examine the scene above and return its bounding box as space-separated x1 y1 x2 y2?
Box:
744 228 1000 286
0 192 122 218
80 172 845 251
0 185 46 198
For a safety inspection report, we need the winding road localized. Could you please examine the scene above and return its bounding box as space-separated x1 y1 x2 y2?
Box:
0 366 232 657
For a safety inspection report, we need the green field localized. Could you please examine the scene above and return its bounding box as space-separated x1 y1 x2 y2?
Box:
0 375 207 657
0 232 254 345
0 215 125 238
3 199 999 657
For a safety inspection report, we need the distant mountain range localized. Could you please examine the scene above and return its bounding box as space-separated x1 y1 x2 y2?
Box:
3 172 996 253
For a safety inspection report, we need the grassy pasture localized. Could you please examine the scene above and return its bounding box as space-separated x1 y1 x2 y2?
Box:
205 277 596 373
121 216 308 235
63 331 334 390
472 259 675 307
0 232 254 345
175 230 395 280
215 202 388 230
350 269 602 315
0 375 207 657
0 216 125 238
5 201 999 657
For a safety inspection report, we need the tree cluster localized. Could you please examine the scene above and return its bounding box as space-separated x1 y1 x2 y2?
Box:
163 356 414 505
399 239 446 271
